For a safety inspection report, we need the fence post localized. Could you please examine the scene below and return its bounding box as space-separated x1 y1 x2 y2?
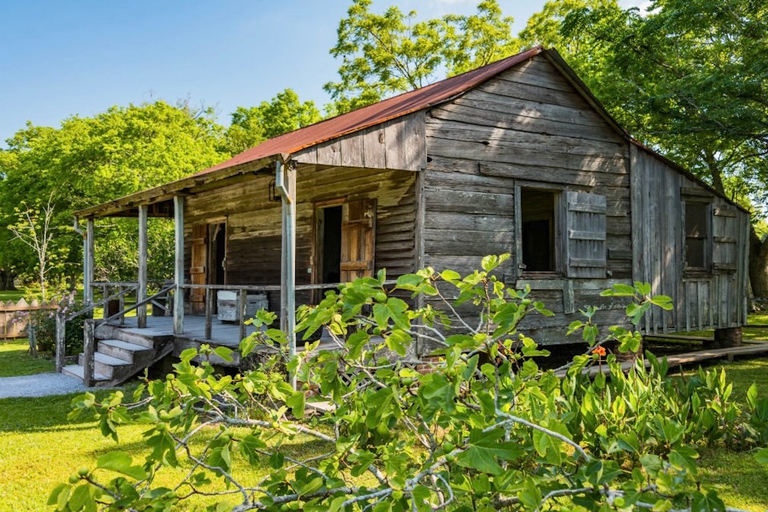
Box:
83 319 95 387
28 323 37 358
55 311 65 373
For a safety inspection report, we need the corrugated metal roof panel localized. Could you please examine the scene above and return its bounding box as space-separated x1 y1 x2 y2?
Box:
197 46 543 175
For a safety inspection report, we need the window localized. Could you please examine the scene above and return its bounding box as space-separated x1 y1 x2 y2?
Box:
516 187 606 279
685 202 709 271
520 188 556 272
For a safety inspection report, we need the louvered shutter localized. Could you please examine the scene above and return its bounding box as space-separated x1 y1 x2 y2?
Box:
563 191 607 278
712 206 738 272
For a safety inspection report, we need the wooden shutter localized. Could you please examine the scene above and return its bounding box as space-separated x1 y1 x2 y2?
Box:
340 199 376 282
713 206 738 272
563 191 606 278
190 224 207 314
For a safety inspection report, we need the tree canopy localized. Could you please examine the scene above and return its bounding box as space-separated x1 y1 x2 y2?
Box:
224 89 322 154
324 0 520 114
0 101 227 287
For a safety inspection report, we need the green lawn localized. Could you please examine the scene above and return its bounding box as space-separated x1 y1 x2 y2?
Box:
0 289 27 302
0 340 54 377
693 358 768 510
0 343 767 510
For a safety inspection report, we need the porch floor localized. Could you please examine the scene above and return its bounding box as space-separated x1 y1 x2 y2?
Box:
109 314 335 350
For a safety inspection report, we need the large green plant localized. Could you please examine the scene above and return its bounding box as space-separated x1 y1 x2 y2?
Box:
53 256 763 511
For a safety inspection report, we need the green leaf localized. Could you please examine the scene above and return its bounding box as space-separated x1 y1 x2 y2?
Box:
755 447 768 467
600 283 636 297
455 445 504 475
691 490 726 512
286 391 306 419
212 346 234 362
47 483 70 508
96 451 147 480
747 382 758 409
481 253 510 272
385 329 412 356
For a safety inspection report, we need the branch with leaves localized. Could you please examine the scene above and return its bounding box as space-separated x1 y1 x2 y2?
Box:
53 256 767 511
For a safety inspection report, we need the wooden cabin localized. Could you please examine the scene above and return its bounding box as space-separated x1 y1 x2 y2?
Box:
70 47 749 383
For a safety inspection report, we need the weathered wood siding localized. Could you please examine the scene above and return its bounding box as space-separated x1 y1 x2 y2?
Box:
183 166 417 310
631 145 749 333
422 54 634 344
294 113 427 172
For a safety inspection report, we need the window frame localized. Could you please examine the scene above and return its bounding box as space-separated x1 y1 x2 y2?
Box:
515 184 563 278
683 199 713 275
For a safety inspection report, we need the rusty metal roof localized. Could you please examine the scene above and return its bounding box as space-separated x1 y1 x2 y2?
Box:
198 46 544 176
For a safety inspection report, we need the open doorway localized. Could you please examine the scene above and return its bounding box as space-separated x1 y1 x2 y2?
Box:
319 206 342 284
208 222 226 286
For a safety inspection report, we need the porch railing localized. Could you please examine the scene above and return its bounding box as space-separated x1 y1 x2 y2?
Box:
54 281 174 384
57 279 395 386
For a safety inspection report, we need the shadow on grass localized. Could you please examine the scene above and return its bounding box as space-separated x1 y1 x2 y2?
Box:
0 391 110 433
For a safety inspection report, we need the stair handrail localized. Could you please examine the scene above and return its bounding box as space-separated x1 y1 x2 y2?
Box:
64 283 140 323
55 283 140 373
98 283 175 326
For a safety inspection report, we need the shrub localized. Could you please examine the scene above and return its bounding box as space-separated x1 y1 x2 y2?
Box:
26 291 85 356
55 256 764 511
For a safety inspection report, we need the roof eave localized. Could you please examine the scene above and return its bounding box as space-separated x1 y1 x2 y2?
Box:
74 156 280 219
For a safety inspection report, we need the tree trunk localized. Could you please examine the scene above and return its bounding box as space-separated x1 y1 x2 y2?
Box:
0 269 16 290
749 226 768 298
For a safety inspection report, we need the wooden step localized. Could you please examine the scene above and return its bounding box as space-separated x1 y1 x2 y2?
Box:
98 339 154 364
62 364 109 383
79 352 133 379
95 324 168 349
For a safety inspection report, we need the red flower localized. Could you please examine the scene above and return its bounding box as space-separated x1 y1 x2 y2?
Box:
592 346 606 357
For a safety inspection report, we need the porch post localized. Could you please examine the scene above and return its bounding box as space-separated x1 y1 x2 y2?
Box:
137 204 148 328
173 195 185 334
277 160 297 388
84 219 94 305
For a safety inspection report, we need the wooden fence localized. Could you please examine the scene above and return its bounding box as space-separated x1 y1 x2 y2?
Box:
0 298 57 339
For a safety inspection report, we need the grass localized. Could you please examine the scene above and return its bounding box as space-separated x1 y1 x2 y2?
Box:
1 339 768 509
0 389 325 511
0 290 26 302
0 340 54 377
688 358 768 510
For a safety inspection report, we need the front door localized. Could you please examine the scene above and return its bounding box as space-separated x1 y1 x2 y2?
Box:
340 198 376 282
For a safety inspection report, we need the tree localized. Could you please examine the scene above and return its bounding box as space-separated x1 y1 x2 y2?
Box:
224 89 322 154
521 0 768 294
8 193 60 300
324 0 520 114
0 101 227 287
53 257 768 511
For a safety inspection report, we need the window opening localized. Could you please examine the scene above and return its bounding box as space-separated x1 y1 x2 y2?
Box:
685 202 708 270
521 188 556 272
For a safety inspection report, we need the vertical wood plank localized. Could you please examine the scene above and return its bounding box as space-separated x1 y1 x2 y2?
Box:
239 289 247 342
85 219 95 305
83 319 95 387
174 195 185 335
138 205 148 328
55 311 65 373
205 288 213 340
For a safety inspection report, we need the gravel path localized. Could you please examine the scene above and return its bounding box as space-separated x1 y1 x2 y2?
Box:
0 372 87 399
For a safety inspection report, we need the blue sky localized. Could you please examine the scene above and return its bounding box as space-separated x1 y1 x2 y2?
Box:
0 0 642 147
